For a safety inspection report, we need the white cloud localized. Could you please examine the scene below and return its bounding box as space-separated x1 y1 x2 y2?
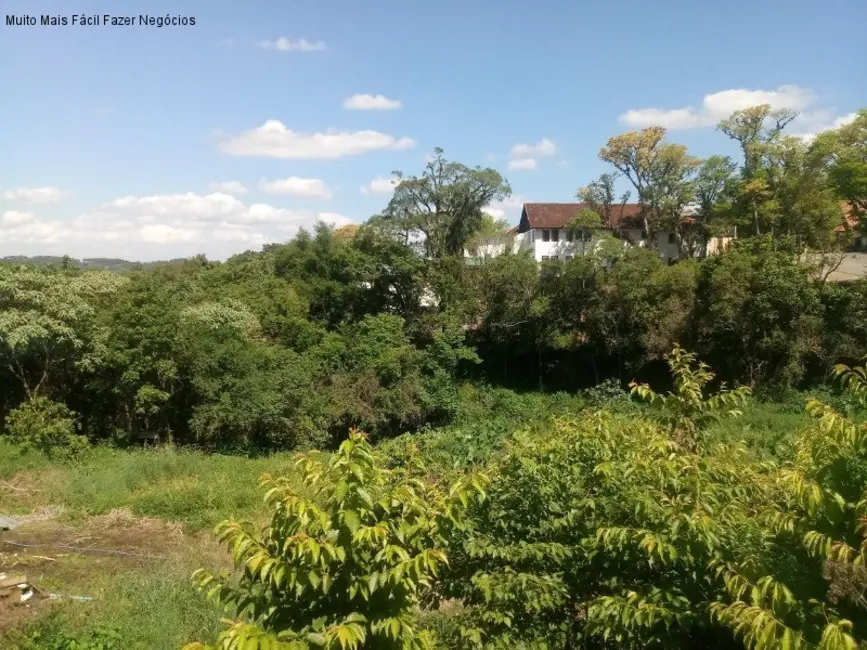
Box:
619 85 815 129
343 94 403 110
1 186 67 204
791 111 858 141
483 195 526 222
260 37 326 52
506 138 556 171
508 158 538 171
209 181 247 195
0 192 355 261
2 210 36 226
259 177 333 199
218 120 416 159
510 138 557 159
140 224 200 244
361 176 399 195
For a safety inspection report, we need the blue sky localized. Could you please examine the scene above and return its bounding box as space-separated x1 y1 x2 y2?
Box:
1 0 865 260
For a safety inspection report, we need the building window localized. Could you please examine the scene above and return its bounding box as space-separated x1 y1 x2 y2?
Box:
565 255 574 261
541 229 550 242
566 230 574 242
551 229 559 242
541 255 550 261
668 232 676 244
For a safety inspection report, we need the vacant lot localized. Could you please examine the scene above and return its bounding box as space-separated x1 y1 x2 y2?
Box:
823 251 867 282
1 509 223 648
0 443 314 649
0 397 840 648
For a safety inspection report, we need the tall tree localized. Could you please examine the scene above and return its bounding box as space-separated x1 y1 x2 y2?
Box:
599 127 700 254
815 109 867 227
693 155 737 256
576 172 630 228
383 148 511 259
717 104 799 235
769 136 844 248
0 267 126 401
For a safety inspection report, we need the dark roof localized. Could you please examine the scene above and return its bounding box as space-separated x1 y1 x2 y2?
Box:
520 203 644 231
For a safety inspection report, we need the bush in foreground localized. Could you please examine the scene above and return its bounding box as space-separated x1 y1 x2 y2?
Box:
183 431 486 650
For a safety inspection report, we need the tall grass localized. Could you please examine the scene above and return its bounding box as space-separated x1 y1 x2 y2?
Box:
0 441 307 529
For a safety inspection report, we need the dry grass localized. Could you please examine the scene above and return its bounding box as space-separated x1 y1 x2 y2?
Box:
2 507 231 648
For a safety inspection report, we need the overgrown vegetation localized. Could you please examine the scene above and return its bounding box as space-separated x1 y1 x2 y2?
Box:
0 108 865 451
3 105 867 649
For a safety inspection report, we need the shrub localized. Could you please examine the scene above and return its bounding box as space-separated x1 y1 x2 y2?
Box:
10 622 123 650
184 431 486 650
5 396 88 460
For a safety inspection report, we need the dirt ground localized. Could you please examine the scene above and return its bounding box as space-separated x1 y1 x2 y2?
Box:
823 252 867 282
0 508 224 635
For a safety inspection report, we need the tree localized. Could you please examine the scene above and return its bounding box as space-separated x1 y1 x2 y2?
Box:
0 266 126 401
629 344 751 450
767 136 843 248
478 253 555 388
567 208 604 247
599 127 700 255
271 223 375 327
464 213 512 260
576 172 631 228
815 110 867 229
693 237 823 389
693 156 737 256
383 149 511 259
184 432 486 650
717 104 799 235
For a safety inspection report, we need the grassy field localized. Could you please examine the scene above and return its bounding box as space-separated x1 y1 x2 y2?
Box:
0 444 314 649
0 391 844 649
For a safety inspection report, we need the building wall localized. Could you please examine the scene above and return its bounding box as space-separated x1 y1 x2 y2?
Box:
706 236 734 255
474 227 735 264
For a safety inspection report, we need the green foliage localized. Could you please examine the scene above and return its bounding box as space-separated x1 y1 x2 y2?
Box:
816 110 867 220
383 148 511 259
10 624 123 650
694 236 823 389
0 266 125 400
5 395 88 459
0 439 304 530
832 357 867 407
630 344 751 449
439 407 867 647
185 432 487 650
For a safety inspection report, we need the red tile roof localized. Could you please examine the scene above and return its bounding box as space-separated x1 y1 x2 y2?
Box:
521 203 644 230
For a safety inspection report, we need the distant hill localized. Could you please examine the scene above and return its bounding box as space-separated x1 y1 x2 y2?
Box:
0 255 186 272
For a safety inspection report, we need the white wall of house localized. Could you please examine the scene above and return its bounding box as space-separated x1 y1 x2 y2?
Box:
656 231 680 263
467 226 736 265
519 229 615 262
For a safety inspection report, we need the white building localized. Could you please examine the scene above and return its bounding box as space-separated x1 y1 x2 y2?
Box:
468 203 734 264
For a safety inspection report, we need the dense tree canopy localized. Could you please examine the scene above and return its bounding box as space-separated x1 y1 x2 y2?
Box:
0 109 865 455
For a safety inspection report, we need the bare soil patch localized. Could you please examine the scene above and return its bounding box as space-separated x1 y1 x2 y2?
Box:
0 508 226 635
